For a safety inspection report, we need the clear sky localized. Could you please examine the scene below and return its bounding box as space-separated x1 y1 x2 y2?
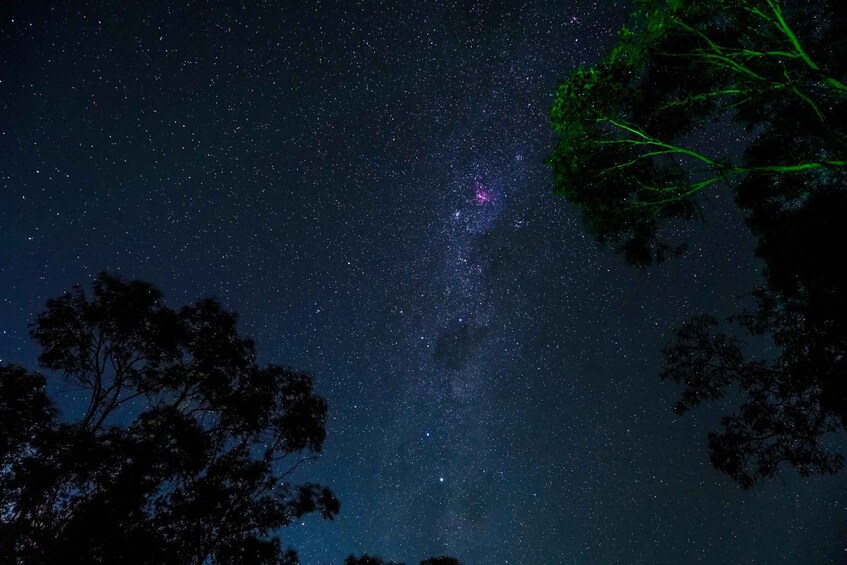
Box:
2 1 845 563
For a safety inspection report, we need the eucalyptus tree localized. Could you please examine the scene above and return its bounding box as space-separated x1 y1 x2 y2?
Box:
549 0 847 487
550 0 846 264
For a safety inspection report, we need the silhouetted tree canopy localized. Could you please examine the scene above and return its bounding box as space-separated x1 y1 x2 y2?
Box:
0 273 339 564
345 556 401 565
345 555 463 565
0 273 462 564
661 188 847 487
419 558 463 565
550 0 847 487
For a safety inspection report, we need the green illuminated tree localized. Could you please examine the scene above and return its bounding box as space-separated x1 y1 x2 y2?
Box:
550 0 847 487
550 0 846 265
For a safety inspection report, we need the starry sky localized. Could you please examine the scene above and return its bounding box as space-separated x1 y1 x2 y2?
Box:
2 1 846 563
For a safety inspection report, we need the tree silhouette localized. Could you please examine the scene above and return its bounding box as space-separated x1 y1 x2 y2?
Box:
662 187 847 487
549 0 847 487
345 556 400 565
0 273 339 564
345 555 463 565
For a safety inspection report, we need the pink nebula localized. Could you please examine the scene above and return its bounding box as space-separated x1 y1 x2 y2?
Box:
474 181 492 204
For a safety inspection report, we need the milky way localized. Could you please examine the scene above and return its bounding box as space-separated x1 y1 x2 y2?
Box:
368 161 520 559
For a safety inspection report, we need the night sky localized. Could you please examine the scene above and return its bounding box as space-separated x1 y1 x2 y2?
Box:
2 1 846 563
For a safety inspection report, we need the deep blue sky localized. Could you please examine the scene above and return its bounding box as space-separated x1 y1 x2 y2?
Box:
2 1 846 563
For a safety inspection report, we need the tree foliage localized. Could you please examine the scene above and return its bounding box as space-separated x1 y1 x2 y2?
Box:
345 555 463 565
550 0 846 265
662 186 847 487
0 273 339 564
550 0 847 487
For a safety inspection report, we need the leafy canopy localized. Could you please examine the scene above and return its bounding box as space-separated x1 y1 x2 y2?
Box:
550 0 846 266
0 273 338 564
550 0 847 488
0 273 463 563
